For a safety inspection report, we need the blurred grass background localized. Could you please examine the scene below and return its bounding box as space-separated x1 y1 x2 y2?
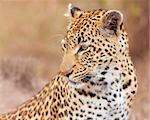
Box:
0 0 149 119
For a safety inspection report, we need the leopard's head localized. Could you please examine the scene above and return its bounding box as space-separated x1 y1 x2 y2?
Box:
60 4 128 88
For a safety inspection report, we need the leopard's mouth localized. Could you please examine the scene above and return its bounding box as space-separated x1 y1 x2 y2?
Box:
63 71 85 88
67 74 82 85
65 70 73 78
68 79 81 85
65 71 93 88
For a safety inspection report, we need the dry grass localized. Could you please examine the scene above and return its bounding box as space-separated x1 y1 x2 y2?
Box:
0 57 48 113
0 0 149 119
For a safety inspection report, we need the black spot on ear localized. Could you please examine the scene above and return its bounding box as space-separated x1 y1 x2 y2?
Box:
120 22 123 30
71 7 81 17
68 4 81 18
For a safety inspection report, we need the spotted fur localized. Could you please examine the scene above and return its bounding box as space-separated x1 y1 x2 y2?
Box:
0 4 137 120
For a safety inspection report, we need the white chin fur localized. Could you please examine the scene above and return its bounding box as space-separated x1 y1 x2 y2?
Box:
68 82 85 89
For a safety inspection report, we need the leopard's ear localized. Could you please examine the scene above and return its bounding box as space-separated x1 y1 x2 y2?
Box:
101 10 123 35
64 3 82 18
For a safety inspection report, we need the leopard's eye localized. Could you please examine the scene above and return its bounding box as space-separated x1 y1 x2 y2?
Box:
77 45 88 53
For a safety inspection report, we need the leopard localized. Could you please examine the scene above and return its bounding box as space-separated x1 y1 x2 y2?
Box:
0 3 138 120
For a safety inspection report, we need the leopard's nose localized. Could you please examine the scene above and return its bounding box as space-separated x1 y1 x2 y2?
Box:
60 62 75 75
61 70 73 78
59 50 77 76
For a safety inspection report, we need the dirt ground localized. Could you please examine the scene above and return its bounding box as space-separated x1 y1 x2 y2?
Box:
0 0 149 119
